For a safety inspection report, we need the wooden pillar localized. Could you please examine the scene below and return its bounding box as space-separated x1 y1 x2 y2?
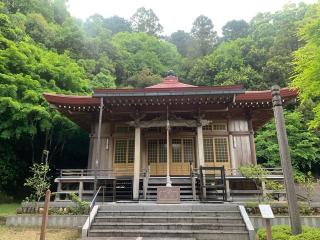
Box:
196 125 205 167
40 189 50 240
272 85 301 235
94 97 104 194
133 126 141 200
247 116 257 165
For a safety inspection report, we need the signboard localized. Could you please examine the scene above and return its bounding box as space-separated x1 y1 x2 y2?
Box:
259 204 275 219
157 186 180 204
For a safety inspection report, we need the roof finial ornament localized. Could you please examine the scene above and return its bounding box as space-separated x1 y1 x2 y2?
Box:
166 70 176 77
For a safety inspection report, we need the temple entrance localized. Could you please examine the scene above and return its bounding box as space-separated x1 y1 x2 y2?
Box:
147 138 194 176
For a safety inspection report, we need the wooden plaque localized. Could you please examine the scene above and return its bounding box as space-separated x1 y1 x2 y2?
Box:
157 186 180 204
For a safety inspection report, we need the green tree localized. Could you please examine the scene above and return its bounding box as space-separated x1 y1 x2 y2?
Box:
188 39 262 88
292 2 320 129
112 32 181 85
127 68 161 87
191 15 217 56
130 7 163 36
90 70 116 89
104 15 132 35
222 19 249 41
169 30 193 57
256 111 320 173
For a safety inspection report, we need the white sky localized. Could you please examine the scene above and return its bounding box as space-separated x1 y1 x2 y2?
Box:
68 0 317 35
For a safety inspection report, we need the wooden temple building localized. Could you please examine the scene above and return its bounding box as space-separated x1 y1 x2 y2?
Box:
44 75 297 202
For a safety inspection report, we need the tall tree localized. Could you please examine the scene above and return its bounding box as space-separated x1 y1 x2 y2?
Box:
292 2 320 129
191 15 217 56
222 19 249 41
104 16 132 35
169 30 193 57
130 7 163 36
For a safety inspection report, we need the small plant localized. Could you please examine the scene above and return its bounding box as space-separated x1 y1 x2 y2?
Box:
69 193 89 215
24 163 50 202
295 171 314 207
239 165 269 201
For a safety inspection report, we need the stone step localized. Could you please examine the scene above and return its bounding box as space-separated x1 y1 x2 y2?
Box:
98 203 239 211
97 210 241 217
84 237 196 240
94 216 243 224
88 229 249 240
90 222 247 231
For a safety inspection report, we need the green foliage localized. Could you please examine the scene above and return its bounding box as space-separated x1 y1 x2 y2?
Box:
295 171 315 207
112 32 181 84
69 193 89 215
257 225 292 240
130 7 163 36
191 15 217 56
222 19 249 41
127 68 161 88
256 111 320 173
257 225 320 240
90 70 116 89
24 163 50 202
292 3 320 129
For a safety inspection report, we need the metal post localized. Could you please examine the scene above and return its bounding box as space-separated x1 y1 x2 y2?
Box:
94 97 104 195
272 85 302 235
166 106 172 187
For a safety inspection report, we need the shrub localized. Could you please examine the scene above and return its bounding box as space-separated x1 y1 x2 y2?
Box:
257 225 291 240
257 225 320 240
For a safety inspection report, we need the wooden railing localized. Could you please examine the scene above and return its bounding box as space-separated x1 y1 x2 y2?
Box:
57 168 149 179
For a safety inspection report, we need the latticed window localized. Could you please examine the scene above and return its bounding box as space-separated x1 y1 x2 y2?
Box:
148 139 167 163
114 139 135 164
115 126 135 133
214 138 229 162
203 122 227 131
202 125 212 131
127 140 135 163
172 139 182 163
203 137 229 163
212 123 227 131
159 139 167 163
183 139 193 163
204 138 214 162
171 138 194 163
147 140 158 163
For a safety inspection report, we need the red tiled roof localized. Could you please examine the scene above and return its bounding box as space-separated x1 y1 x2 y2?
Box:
43 93 100 106
146 75 197 88
236 88 298 102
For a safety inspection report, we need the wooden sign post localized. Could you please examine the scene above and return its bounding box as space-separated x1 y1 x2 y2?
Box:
259 205 275 240
40 189 51 240
271 85 302 235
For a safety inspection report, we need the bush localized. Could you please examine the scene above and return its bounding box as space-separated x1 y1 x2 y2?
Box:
257 225 320 240
257 225 291 240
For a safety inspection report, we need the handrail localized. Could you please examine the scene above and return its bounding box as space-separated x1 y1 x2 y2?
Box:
58 169 148 178
90 186 102 210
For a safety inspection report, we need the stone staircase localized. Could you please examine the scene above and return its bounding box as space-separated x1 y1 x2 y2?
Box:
143 177 197 201
84 203 251 240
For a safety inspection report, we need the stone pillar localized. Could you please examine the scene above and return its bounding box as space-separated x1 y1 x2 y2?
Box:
196 125 205 167
133 127 141 200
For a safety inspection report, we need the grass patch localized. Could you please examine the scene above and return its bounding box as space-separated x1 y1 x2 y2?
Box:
0 225 80 240
0 203 20 216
